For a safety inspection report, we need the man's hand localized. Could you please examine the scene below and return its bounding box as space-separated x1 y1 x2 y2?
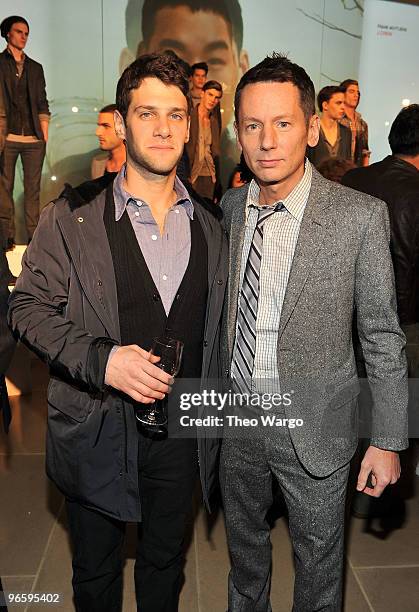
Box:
356 446 401 497
105 344 173 404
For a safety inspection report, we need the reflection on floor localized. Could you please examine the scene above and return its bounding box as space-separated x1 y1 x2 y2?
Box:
1 359 418 612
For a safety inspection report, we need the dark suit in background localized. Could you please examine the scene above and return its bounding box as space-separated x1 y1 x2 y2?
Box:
307 123 352 168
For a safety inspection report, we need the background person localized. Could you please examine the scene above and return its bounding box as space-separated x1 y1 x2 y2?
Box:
91 104 126 179
189 61 208 107
340 78 370 167
186 80 222 201
0 15 49 246
307 85 351 168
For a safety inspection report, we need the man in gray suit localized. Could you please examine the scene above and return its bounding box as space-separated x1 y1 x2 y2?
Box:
220 53 408 611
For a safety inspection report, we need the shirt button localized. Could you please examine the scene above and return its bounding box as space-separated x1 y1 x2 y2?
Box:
203 340 208 347
175 209 180 214
151 234 158 241
162 275 168 281
135 211 140 217
217 279 223 285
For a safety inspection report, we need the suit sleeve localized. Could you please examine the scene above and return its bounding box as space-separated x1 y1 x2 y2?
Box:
7 203 116 392
36 64 50 116
354 199 409 451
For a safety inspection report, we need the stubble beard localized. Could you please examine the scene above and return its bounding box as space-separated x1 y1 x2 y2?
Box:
125 139 181 177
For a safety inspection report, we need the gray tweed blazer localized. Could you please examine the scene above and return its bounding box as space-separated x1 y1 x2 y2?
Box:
221 167 408 477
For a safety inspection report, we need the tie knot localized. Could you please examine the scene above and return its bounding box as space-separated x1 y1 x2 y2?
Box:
256 202 284 226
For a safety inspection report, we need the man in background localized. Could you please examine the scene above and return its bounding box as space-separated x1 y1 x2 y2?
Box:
340 78 370 167
186 80 222 201
307 85 352 168
91 104 126 179
0 15 49 247
343 104 419 376
189 61 208 107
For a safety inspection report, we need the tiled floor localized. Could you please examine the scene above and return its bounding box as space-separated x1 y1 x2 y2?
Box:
1 359 419 611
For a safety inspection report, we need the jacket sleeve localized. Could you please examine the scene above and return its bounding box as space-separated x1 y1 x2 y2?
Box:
36 64 50 116
387 190 419 325
354 199 409 451
7 202 115 392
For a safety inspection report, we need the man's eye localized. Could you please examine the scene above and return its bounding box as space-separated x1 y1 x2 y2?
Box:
278 121 290 129
140 112 153 119
171 114 183 120
207 58 226 67
246 123 259 131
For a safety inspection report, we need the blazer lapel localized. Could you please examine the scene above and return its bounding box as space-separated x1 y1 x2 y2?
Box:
278 171 330 340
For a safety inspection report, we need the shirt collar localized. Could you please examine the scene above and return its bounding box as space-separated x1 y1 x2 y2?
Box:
246 158 312 222
6 47 25 63
112 163 194 221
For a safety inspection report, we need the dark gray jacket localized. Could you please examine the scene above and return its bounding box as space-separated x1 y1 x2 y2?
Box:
0 49 49 141
8 178 228 521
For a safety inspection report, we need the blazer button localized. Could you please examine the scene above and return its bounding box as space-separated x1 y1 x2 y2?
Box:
152 294 159 301
217 279 223 285
98 280 103 286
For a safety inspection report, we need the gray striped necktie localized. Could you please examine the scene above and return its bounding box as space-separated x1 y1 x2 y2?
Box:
233 203 285 392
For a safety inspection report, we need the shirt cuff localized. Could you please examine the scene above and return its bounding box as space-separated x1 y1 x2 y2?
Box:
38 113 51 123
86 338 119 393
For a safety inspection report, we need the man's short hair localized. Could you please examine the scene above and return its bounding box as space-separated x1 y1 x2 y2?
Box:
141 0 244 53
100 104 118 114
0 15 29 39
317 86 344 113
389 104 419 157
234 52 315 125
203 80 222 93
191 62 209 76
116 52 191 121
340 79 359 92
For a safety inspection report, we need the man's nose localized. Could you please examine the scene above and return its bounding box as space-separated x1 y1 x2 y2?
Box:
260 125 277 150
154 117 171 138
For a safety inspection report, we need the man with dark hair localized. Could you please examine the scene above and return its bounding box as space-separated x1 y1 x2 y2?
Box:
9 52 228 612
186 79 222 201
340 78 370 167
0 15 49 247
343 104 419 375
91 104 126 179
190 60 208 107
220 52 408 610
135 0 249 186
307 85 352 168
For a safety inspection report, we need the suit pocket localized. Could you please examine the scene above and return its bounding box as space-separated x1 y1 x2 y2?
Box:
327 375 360 410
322 376 360 438
47 377 94 423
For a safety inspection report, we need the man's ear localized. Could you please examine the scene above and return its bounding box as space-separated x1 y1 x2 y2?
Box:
233 121 242 151
185 117 190 143
307 114 320 148
239 49 250 76
119 47 135 75
114 110 127 141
